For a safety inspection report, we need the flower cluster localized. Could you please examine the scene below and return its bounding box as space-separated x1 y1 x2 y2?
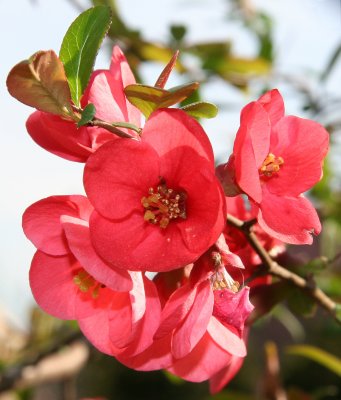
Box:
16 46 328 392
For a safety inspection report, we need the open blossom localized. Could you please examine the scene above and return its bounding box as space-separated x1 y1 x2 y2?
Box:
23 195 161 356
84 108 226 272
26 46 141 162
218 89 329 244
115 249 253 393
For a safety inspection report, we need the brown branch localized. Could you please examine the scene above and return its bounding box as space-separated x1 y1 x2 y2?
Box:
226 214 340 324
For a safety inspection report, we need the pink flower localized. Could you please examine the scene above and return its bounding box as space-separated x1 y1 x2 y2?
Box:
115 249 253 390
26 46 141 162
219 89 329 244
23 195 161 356
84 108 226 272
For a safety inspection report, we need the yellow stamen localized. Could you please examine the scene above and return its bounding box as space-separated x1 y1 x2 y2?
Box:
142 180 187 229
260 153 284 177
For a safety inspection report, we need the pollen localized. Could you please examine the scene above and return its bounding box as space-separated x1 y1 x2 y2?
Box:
141 180 187 229
259 153 284 177
73 269 104 299
210 257 240 293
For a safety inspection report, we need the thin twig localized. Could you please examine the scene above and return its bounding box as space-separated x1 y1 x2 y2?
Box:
226 214 340 324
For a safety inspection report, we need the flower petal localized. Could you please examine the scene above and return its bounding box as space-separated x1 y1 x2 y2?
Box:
61 215 132 291
233 102 271 202
257 89 284 126
142 108 215 166
172 280 214 359
168 332 233 382
209 354 245 394
84 139 160 220
257 189 321 244
29 251 110 320
23 195 93 256
266 116 329 196
154 283 197 340
207 317 246 357
26 111 93 162
83 46 141 131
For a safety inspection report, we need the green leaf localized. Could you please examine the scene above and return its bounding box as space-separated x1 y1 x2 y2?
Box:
181 102 218 119
77 103 96 127
6 50 73 116
286 345 341 377
170 24 187 42
287 287 317 318
60 6 112 106
298 256 329 276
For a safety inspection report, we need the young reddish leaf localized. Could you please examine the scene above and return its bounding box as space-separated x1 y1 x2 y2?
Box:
124 82 199 118
6 50 73 116
124 84 168 118
77 103 96 127
161 82 199 108
181 101 218 119
60 6 112 107
154 50 179 89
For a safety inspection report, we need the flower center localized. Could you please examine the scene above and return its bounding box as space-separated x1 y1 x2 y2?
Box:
73 269 104 299
259 153 284 177
210 253 240 292
141 180 187 229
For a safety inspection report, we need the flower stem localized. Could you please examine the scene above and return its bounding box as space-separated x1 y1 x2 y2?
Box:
226 214 340 324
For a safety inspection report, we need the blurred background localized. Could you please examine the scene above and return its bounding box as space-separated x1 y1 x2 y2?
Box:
1 0 341 399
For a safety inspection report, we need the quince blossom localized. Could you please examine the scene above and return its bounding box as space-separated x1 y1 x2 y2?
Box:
218 89 329 244
114 247 253 392
84 108 226 272
23 196 161 356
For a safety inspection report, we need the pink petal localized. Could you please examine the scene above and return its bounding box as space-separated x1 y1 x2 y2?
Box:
23 195 93 256
108 291 134 348
168 332 233 382
79 310 119 356
213 287 253 332
118 334 173 371
29 251 99 320
209 354 244 394
172 280 214 359
121 276 162 357
265 116 329 196
89 210 200 272
142 109 215 166
207 317 246 357
84 139 160 220
26 111 93 162
257 89 285 126
61 215 132 291
233 102 270 203
154 283 197 340
257 190 321 244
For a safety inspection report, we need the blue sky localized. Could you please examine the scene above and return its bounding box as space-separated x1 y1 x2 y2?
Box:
1 0 340 328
